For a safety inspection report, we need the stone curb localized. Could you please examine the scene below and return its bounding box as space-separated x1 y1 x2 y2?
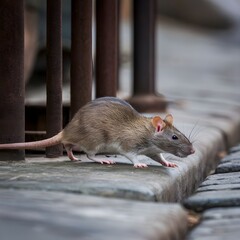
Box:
184 150 240 212
184 145 240 239
0 124 224 203
0 189 187 240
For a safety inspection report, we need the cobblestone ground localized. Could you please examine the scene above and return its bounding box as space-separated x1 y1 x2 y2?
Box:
184 144 240 240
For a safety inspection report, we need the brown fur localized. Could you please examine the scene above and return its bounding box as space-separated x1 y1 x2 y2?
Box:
62 99 154 153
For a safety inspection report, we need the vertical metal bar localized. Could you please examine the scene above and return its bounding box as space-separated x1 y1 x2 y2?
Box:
133 0 155 94
128 0 166 112
0 0 25 160
117 0 121 91
96 0 118 98
46 0 63 157
71 0 92 117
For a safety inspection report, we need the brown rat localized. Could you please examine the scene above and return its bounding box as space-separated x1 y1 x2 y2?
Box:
0 97 195 168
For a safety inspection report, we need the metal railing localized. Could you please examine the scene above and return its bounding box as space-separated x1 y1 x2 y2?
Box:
0 0 165 160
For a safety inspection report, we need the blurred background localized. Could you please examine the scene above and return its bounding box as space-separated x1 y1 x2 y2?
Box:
25 0 240 104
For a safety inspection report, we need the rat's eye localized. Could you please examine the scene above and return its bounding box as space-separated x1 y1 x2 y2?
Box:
172 135 178 140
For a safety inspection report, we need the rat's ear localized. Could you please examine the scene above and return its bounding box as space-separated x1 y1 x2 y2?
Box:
164 114 173 125
151 116 166 132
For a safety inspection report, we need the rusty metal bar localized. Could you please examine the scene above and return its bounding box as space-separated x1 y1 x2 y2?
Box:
46 0 63 157
71 0 92 117
127 0 166 112
133 0 155 94
0 0 25 160
96 0 118 98
117 0 121 91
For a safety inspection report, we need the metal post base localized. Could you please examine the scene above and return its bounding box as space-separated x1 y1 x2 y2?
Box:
126 93 167 113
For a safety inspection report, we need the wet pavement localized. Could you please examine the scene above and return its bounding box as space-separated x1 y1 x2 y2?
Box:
184 144 240 239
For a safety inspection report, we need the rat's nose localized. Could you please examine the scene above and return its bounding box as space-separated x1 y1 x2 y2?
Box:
190 148 195 154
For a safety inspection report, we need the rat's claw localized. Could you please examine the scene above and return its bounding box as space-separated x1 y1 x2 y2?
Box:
72 157 80 161
134 163 148 168
170 163 178 168
87 155 115 165
163 162 178 168
99 159 115 165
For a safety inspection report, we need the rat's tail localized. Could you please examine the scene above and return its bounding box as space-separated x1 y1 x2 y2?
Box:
0 132 62 150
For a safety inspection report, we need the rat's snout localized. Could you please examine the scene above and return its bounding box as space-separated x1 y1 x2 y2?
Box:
190 147 195 155
176 146 195 158
182 146 195 157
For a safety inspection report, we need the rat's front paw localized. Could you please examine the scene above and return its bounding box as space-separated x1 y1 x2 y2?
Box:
163 161 178 168
134 163 148 168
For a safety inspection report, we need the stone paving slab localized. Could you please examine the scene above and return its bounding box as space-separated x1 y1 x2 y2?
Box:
187 207 240 240
229 145 240 153
215 151 240 173
184 171 240 211
216 161 240 173
203 207 240 219
184 143 240 239
196 183 240 192
184 189 240 211
186 207 240 240
0 156 194 202
0 189 187 240
218 152 240 163
199 172 240 187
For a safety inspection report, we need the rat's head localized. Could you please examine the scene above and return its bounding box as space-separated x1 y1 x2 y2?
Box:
151 114 195 158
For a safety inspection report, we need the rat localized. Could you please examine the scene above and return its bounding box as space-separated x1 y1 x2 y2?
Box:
0 97 195 168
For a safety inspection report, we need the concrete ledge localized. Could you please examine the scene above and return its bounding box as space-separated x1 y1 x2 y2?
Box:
0 123 224 203
0 189 187 240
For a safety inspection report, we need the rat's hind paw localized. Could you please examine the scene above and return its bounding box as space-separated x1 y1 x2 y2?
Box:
67 150 79 161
